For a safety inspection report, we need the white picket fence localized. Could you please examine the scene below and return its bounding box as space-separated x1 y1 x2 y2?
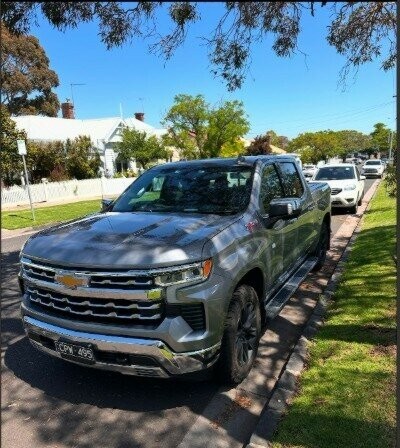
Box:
2 177 135 209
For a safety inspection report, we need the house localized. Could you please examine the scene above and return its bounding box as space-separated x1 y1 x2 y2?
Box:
12 101 177 175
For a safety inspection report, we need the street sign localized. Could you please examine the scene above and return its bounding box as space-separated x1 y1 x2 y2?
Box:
17 139 27 155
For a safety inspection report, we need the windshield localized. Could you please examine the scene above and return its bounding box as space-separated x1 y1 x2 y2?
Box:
365 160 381 165
315 166 355 181
111 164 254 214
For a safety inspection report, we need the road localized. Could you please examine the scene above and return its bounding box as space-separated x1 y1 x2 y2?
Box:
1 179 374 448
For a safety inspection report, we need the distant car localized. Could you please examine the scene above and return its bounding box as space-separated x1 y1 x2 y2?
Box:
312 163 365 213
302 164 317 179
361 159 385 178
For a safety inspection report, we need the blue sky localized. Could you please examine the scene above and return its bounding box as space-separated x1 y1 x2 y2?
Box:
30 2 396 139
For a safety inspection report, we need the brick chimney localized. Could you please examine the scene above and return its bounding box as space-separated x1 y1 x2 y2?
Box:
134 112 145 122
61 99 75 119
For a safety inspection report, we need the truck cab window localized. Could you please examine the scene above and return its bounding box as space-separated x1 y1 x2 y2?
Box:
278 162 304 198
260 164 284 214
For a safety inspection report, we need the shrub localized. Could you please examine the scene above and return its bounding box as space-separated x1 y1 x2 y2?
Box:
384 165 396 197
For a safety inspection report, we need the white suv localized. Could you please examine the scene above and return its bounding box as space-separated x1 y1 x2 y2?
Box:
361 160 385 178
312 163 365 213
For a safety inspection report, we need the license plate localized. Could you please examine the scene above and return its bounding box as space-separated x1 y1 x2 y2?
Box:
55 341 95 364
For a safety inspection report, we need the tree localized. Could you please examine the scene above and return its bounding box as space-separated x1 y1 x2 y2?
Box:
0 104 26 186
369 122 392 155
2 2 395 91
264 130 290 150
204 101 250 158
162 95 249 159
1 22 60 116
66 136 101 179
246 134 273 156
220 138 246 158
335 130 371 162
288 131 340 163
116 128 168 169
26 140 67 183
162 94 209 159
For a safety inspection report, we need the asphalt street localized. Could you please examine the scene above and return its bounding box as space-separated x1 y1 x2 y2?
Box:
1 179 375 448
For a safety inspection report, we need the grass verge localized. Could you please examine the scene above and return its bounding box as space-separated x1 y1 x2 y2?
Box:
271 183 396 448
1 200 102 230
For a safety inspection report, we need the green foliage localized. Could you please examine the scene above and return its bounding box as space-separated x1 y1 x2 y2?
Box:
2 3 395 91
384 165 396 197
220 138 246 158
1 22 60 116
335 130 371 161
162 94 249 159
0 104 26 186
204 100 250 158
288 130 339 163
66 136 101 180
369 122 392 155
116 128 168 169
26 140 66 183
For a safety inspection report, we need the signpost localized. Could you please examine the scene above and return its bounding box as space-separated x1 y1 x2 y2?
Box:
17 140 35 221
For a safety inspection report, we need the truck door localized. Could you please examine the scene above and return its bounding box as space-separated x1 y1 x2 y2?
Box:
257 163 287 288
277 161 315 263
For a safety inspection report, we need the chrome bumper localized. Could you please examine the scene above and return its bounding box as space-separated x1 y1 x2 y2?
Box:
23 316 220 378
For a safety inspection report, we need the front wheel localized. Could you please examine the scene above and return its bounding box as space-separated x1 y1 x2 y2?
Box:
215 285 261 385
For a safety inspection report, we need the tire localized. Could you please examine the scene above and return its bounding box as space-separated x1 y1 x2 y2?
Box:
312 222 329 271
358 191 363 206
350 203 357 214
215 285 261 385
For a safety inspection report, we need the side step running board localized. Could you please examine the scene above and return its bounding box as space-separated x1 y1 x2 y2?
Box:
264 257 318 320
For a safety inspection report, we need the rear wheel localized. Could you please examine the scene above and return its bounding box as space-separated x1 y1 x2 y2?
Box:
312 222 329 271
215 285 261 385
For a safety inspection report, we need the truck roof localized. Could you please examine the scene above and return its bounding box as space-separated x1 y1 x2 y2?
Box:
158 155 300 169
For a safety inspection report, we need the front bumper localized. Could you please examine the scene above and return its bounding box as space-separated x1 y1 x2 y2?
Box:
23 315 221 378
330 191 358 208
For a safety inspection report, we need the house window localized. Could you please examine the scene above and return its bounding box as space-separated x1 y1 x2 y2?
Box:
116 160 129 173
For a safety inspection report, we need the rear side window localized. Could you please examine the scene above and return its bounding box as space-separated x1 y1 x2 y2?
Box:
278 162 304 197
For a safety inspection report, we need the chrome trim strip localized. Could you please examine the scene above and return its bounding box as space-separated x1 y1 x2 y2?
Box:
23 316 220 376
22 276 163 301
21 257 203 277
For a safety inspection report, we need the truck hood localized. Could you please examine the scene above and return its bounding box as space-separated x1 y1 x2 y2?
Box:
22 212 237 269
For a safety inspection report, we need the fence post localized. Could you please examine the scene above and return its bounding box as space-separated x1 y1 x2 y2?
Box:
41 178 48 202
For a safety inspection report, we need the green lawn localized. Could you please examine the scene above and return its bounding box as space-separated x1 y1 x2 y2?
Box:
1 200 103 230
271 183 396 448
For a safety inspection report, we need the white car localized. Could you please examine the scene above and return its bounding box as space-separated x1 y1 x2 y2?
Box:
302 164 317 180
361 159 385 178
312 163 365 213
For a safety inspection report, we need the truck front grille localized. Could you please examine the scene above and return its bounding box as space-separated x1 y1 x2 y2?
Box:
364 168 378 173
27 286 163 326
331 188 342 195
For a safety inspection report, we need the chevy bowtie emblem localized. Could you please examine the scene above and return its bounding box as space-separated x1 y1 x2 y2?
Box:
55 272 89 289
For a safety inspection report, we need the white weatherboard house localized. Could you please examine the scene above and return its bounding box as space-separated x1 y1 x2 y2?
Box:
12 102 174 176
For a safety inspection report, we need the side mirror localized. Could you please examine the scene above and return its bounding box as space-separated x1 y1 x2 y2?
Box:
101 198 113 212
360 175 366 180
268 198 302 219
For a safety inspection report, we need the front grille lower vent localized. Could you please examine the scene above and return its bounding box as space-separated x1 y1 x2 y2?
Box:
166 303 206 331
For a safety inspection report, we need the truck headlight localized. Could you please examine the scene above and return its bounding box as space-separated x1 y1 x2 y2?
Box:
343 184 356 191
154 259 213 286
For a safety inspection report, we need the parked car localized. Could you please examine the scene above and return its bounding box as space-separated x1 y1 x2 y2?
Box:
311 163 365 213
302 164 317 180
19 155 331 385
361 159 385 178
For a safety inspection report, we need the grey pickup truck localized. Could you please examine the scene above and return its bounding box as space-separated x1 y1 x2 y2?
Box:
19 155 331 384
